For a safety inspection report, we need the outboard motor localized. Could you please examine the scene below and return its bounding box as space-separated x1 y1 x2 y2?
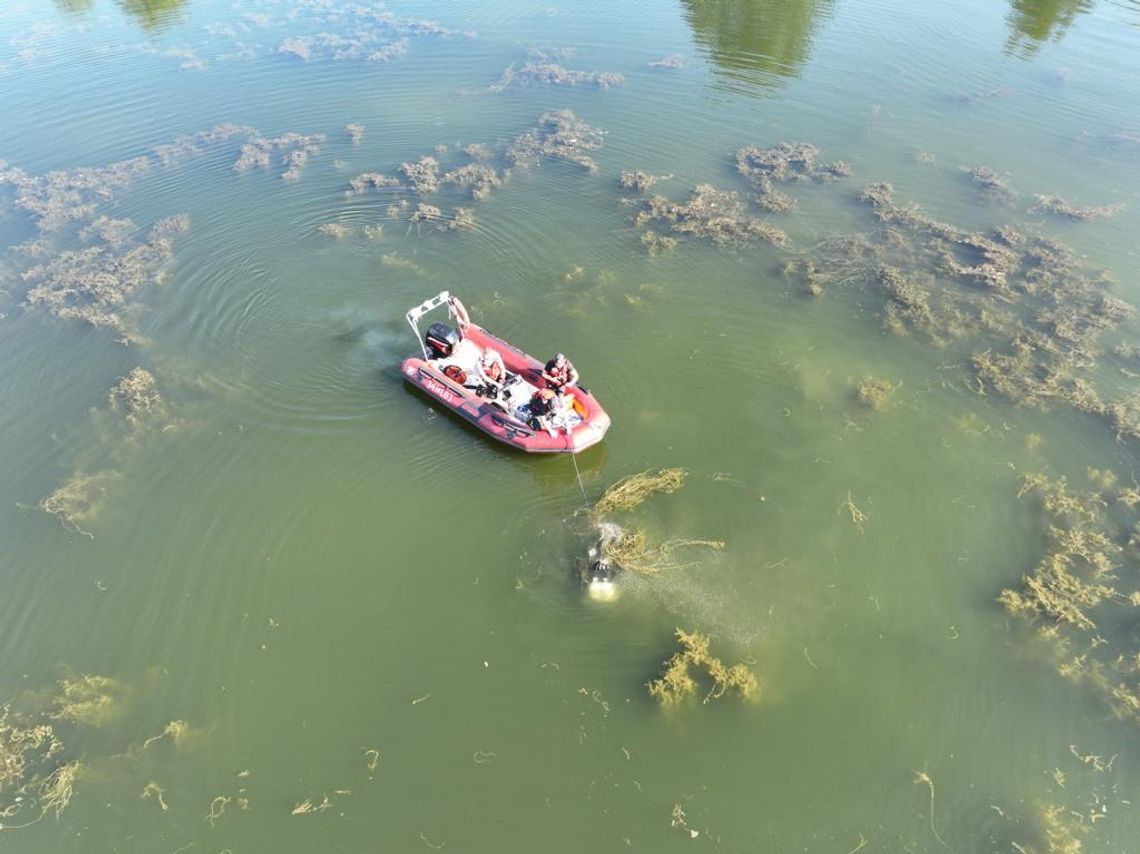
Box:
425 322 460 359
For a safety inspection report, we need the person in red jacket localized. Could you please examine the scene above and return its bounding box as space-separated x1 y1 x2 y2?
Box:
542 352 579 390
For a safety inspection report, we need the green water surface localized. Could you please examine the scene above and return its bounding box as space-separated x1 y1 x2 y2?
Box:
2 0 1140 851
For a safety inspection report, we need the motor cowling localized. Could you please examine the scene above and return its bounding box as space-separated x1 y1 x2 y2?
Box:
425 322 460 359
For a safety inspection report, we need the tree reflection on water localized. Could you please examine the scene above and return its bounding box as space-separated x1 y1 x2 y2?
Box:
117 0 189 31
53 0 95 14
53 0 189 30
680 0 836 93
1005 0 1095 57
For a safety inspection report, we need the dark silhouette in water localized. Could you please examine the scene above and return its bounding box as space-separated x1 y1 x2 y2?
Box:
1005 0 1094 58
680 0 836 92
116 0 189 32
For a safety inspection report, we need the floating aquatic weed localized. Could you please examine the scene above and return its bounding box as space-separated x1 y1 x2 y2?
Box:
594 468 687 515
380 253 425 275
40 470 122 536
363 224 384 240
253 3 470 67
449 207 476 230
150 123 257 165
1085 467 1117 490
0 712 56 788
205 794 231 825
966 165 1016 204
838 491 869 533
590 468 722 573
506 110 606 171
141 781 169 811
449 147 485 168
877 265 934 333
26 760 80 824
41 368 176 535
317 223 354 239
1028 803 1086 854
277 33 409 63
648 54 685 69
600 529 724 575
856 376 898 410
21 214 189 336
735 142 851 212
0 706 68 826
619 170 672 193
489 53 624 91
364 748 380 778
399 156 441 195
842 178 1140 443
291 795 331 816
640 230 678 256
913 770 953 853
441 163 504 200
233 132 325 181
342 111 595 224
648 629 759 705
345 172 401 197
345 123 364 144
1002 470 1140 723
409 203 443 224
109 368 166 427
79 216 138 250
0 155 152 232
141 719 192 750
635 184 788 248
1032 194 1126 222
50 674 124 727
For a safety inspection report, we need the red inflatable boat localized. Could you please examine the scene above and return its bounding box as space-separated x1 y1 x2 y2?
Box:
400 292 611 454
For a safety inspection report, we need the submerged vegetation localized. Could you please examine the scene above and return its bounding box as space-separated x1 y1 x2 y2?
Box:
490 50 624 91
1001 470 1140 723
21 215 189 335
50 674 124 727
624 142 850 251
40 368 172 535
588 468 724 574
856 376 898 410
634 184 788 248
766 173 1140 447
647 629 759 705
601 530 725 575
1031 193 1126 222
594 468 687 516
233 132 325 181
0 690 89 829
339 110 605 232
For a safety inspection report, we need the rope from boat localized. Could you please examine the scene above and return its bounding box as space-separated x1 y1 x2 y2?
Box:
570 451 589 509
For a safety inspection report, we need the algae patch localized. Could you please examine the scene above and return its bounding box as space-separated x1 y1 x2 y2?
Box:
50 674 125 727
1000 471 1140 723
647 629 759 705
0 705 81 828
855 376 898 410
594 467 687 516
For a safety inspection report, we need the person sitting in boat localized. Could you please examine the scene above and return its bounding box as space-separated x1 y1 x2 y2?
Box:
475 347 506 398
542 353 579 390
529 387 559 435
529 386 574 436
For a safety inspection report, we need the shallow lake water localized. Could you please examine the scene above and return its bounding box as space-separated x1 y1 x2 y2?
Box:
2 0 1140 851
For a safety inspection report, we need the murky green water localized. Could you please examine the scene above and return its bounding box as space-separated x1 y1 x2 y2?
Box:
3 0 1140 850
